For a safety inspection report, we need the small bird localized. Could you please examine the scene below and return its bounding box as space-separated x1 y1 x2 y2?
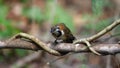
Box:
51 23 76 44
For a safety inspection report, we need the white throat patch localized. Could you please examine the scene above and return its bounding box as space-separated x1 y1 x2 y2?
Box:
61 30 64 36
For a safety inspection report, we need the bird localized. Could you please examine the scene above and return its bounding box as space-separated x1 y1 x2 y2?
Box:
51 23 76 44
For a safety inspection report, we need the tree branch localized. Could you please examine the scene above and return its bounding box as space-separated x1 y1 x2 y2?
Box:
0 19 119 56
87 19 120 41
74 19 120 43
73 19 120 55
0 39 120 55
6 33 61 56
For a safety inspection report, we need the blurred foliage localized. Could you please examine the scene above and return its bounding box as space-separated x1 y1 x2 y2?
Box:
0 5 20 39
15 49 28 57
20 0 29 3
23 6 45 22
81 64 86 68
0 0 4 4
0 55 4 62
23 0 75 32
53 6 75 32
46 0 75 32
83 14 113 31
0 0 75 60
0 3 26 59
81 0 114 35
92 0 111 16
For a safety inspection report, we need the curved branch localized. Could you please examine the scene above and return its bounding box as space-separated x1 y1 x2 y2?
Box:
74 19 120 43
7 33 61 56
87 19 120 41
0 39 120 55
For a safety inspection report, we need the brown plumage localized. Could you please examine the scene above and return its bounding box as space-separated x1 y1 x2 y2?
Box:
51 23 76 43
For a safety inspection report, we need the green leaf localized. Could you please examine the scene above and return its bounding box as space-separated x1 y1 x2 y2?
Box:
0 5 20 38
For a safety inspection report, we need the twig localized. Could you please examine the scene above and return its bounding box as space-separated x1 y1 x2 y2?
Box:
87 19 120 41
73 19 120 55
74 19 120 43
